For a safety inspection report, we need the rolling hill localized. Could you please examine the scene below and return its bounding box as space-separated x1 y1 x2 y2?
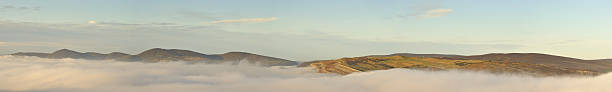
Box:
301 53 612 76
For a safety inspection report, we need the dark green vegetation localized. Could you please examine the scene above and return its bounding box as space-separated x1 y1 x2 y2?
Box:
301 53 612 76
11 48 297 66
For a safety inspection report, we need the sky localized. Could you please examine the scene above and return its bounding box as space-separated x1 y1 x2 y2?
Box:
1 0 612 61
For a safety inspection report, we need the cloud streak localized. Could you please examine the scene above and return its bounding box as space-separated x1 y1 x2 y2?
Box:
177 11 220 20
211 18 278 24
1 5 40 10
0 56 610 92
420 8 453 18
0 41 65 47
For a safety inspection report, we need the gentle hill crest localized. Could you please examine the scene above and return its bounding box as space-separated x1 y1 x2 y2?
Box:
366 53 463 58
459 53 612 72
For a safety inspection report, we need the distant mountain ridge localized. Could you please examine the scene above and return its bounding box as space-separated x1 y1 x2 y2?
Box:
11 48 297 66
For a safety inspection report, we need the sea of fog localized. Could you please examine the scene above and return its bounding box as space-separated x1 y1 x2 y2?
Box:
0 55 610 92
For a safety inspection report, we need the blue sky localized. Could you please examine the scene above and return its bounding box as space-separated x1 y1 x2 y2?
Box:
1 0 612 61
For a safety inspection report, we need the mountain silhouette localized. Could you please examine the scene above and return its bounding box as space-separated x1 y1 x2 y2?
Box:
11 48 297 66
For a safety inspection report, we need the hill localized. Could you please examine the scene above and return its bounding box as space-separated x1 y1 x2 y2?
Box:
301 53 612 76
460 53 612 72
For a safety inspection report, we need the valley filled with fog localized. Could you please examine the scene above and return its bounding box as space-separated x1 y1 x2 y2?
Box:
0 55 610 92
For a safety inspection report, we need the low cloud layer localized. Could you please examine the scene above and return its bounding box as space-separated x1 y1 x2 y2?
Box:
211 17 278 24
0 56 610 92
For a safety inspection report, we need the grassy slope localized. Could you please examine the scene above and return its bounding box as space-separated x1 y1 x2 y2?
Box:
308 56 601 76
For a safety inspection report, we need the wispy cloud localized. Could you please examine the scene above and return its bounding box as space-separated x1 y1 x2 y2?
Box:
94 22 178 26
391 0 451 19
1 5 40 11
211 17 278 24
420 8 453 18
177 11 220 20
0 41 65 47
393 8 453 19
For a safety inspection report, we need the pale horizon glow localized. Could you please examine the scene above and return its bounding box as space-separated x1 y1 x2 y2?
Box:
88 20 96 24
